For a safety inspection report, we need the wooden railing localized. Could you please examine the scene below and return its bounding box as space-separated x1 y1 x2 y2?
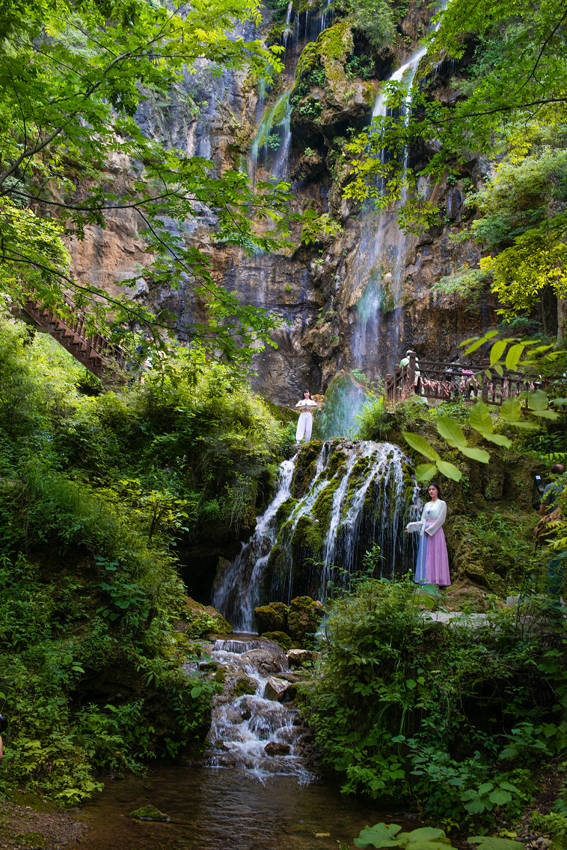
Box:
385 351 541 406
19 298 126 381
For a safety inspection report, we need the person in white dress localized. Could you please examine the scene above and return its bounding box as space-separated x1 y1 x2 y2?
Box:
295 390 318 443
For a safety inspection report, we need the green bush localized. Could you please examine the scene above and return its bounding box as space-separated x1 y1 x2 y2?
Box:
304 577 567 826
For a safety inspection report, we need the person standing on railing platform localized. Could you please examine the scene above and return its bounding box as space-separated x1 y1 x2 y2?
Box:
399 350 421 395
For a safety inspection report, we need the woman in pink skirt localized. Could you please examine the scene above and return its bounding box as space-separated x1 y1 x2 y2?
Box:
414 482 451 586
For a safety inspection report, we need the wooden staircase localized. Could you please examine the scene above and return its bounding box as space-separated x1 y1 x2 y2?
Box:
19 298 126 381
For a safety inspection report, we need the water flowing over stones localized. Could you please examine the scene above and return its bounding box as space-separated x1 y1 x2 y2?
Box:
214 440 420 631
204 637 313 782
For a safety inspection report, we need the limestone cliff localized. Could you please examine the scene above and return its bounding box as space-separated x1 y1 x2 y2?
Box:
67 1 494 406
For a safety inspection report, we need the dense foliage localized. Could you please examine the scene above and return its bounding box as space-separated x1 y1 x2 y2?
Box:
305 577 567 828
0 0 295 359
0 311 285 801
345 0 567 329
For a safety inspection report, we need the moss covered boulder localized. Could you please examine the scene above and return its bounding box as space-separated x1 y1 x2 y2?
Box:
262 630 293 651
183 597 232 637
254 601 289 633
287 596 324 642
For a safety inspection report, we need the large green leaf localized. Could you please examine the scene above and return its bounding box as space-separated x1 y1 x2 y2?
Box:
436 460 462 481
489 339 508 366
482 432 513 448
469 401 493 433
467 837 524 850
504 343 525 370
402 432 440 461
458 446 490 463
396 828 447 844
527 389 549 411
415 463 438 482
529 409 559 420
405 843 456 850
436 416 467 448
500 398 522 422
354 823 402 848
461 330 498 355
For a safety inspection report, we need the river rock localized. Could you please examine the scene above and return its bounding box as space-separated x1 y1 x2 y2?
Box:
130 805 170 823
264 676 290 701
287 597 324 642
264 741 291 756
232 675 257 697
241 646 288 676
287 649 321 668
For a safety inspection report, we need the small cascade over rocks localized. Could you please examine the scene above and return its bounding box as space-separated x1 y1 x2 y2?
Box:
204 636 313 782
214 440 420 631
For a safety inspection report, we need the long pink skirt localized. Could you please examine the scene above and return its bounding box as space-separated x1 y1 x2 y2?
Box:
415 525 451 586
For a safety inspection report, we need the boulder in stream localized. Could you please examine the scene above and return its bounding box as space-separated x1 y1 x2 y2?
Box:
264 741 291 756
241 645 288 676
264 676 291 702
254 601 289 633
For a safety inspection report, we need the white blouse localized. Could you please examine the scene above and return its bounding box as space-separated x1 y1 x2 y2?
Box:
420 499 447 536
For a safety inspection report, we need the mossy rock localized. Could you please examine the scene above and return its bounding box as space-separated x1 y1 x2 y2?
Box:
12 833 46 848
254 601 289 633
233 675 257 697
261 630 293 651
287 596 325 642
184 597 232 637
291 441 323 498
130 805 170 822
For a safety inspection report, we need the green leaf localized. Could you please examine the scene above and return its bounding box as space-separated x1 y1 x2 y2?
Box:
436 460 462 481
500 398 522 422
505 343 525 370
415 463 438 482
481 432 512 448
469 401 494 433
457 446 490 463
489 339 508 366
354 823 402 848
527 389 549 411
467 837 524 850
488 789 513 805
461 330 498 355
396 828 446 843
402 432 440 461
436 416 467 448
529 409 559 420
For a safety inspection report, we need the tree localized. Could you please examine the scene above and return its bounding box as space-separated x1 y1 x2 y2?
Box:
0 0 293 361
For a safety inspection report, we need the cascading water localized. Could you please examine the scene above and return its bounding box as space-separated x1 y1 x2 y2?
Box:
203 636 312 781
213 440 421 631
248 0 333 183
349 45 428 380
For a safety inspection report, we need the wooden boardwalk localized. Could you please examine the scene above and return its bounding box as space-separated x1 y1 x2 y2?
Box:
385 351 541 406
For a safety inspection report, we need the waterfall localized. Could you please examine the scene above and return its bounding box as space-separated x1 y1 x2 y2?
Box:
204 636 312 781
213 440 421 631
350 44 427 380
248 0 333 183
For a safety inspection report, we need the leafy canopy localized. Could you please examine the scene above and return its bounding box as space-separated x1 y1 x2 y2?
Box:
0 0 293 361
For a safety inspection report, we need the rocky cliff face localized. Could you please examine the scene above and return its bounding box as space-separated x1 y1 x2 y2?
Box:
68 1 494 406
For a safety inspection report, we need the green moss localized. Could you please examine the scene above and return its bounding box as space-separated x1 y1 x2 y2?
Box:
275 497 298 525
262 630 293 650
233 675 257 697
130 805 170 822
291 513 324 553
291 441 323 498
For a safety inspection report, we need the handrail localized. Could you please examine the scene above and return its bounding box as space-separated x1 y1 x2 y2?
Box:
385 350 545 406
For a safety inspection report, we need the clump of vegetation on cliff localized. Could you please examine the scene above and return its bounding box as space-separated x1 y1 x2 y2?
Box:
0 312 285 802
304 576 567 829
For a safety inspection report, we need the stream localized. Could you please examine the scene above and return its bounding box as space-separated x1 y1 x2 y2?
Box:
75 765 404 849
